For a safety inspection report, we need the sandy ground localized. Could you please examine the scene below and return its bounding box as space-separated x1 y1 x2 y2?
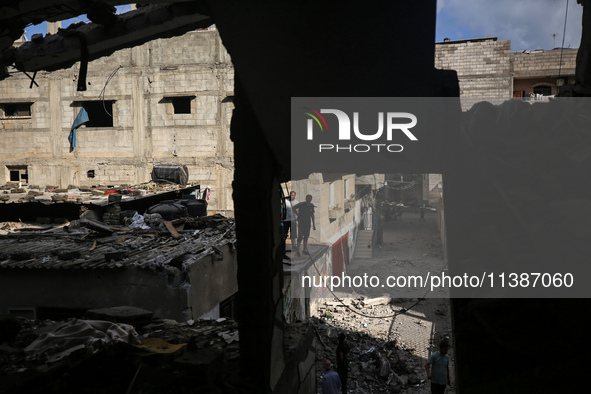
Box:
347 209 448 299
315 210 456 393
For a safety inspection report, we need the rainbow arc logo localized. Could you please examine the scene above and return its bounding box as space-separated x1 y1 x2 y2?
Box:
303 107 329 132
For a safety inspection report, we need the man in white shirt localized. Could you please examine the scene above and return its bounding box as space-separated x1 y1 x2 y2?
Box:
283 191 299 248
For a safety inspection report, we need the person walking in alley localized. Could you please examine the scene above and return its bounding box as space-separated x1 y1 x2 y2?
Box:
280 200 289 261
283 191 299 249
425 339 451 394
336 333 350 394
294 194 315 256
321 360 341 394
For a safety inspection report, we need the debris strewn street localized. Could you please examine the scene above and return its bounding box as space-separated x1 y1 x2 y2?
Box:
314 210 455 393
314 296 454 393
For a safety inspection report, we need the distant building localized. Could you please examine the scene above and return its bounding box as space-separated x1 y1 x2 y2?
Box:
283 174 358 320
435 37 577 108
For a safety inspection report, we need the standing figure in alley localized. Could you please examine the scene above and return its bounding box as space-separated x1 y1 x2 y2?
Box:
419 205 425 222
280 200 289 260
283 191 299 251
321 360 342 394
425 339 451 394
294 194 315 256
336 333 351 394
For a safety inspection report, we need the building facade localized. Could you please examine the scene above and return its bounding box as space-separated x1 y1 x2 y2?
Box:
435 37 577 108
0 28 235 215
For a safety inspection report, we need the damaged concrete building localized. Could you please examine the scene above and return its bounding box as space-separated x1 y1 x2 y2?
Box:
0 218 238 322
0 183 238 323
0 19 234 215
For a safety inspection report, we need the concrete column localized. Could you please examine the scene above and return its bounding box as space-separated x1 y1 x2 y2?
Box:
132 76 146 184
130 22 149 185
49 78 62 160
131 44 149 67
49 77 68 187
0 166 6 184
47 21 61 35
232 77 284 392
217 73 228 212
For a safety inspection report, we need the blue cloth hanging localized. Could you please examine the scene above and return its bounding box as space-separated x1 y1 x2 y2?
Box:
69 107 89 152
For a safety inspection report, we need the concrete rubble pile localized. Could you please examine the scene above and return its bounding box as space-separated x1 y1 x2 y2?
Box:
313 296 451 394
0 212 234 270
0 179 232 270
0 309 241 393
0 182 187 205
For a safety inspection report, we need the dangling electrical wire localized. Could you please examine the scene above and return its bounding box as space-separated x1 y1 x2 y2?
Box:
558 0 570 77
99 65 122 117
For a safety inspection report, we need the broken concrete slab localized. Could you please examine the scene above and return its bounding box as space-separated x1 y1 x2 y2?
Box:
362 296 393 307
85 306 153 327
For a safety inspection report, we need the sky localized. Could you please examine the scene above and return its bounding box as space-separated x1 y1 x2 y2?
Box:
23 1 583 52
436 0 583 51
24 5 131 41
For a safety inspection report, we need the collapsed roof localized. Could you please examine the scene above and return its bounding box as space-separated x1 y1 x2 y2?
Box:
0 1 212 77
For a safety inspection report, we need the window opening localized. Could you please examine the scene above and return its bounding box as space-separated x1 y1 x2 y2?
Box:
1 103 32 117
80 101 114 127
219 292 238 320
6 165 28 184
533 86 552 96
172 97 192 114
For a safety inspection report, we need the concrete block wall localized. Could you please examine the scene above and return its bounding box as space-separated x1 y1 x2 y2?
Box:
187 243 238 319
435 39 512 104
75 129 135 158
0 259 238 322
0 131 52 158
0 30 234 213
0 74 49 132
436 39 511 74
435 38 578 111
513 48 577 77
150 31 219 66
86 47 134 68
